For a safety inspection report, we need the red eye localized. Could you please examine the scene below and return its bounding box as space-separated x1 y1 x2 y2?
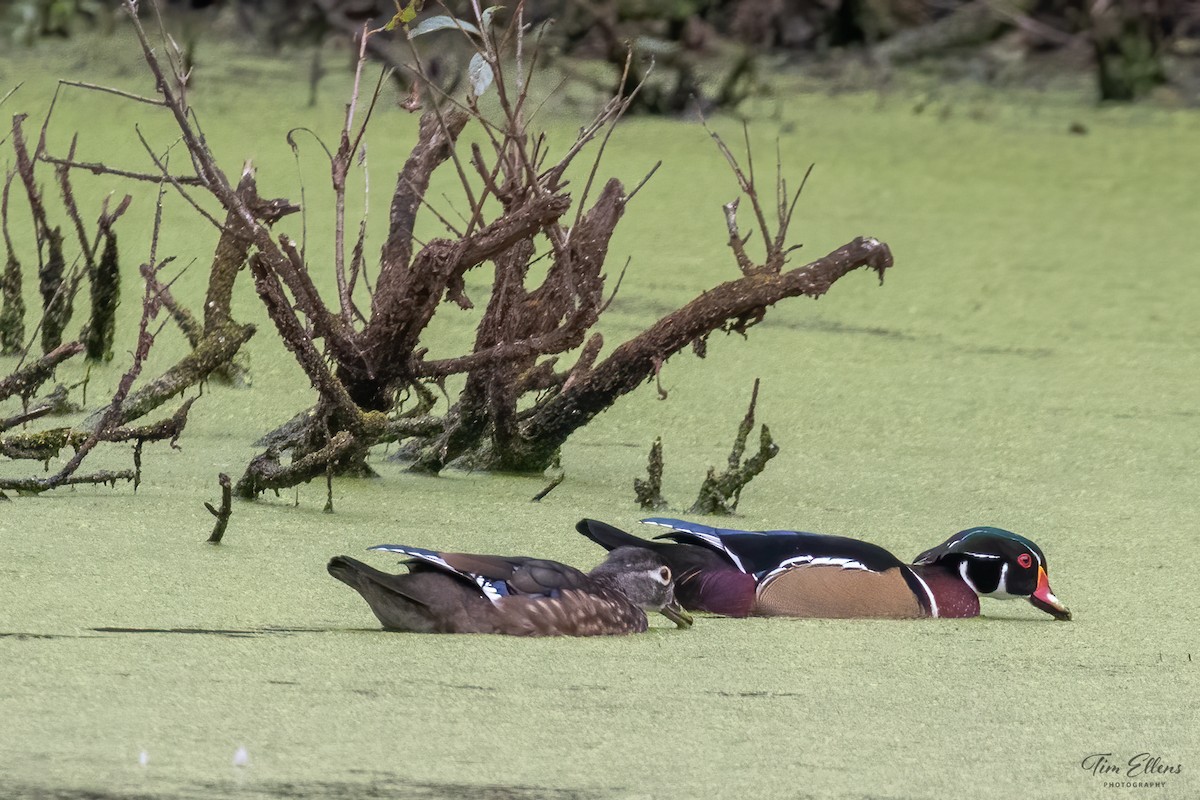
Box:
1017 553 1033 569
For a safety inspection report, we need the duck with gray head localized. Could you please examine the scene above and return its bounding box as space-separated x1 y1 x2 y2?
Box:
328 544 693 636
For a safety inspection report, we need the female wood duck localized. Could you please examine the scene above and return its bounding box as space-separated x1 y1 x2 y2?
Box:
328 544 693 635
575 518 1071 621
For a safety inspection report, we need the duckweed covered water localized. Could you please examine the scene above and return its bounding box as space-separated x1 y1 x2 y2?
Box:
1 31 1197 799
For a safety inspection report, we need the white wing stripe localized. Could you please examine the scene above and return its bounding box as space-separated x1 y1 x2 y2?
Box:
368 544 454 571
760 555 872 584
640 520 747 572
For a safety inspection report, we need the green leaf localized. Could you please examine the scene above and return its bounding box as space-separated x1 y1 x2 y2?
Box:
480 6 503 29
468 52 495 97
633 35 679 57
409 14 480 37
384 0 422 31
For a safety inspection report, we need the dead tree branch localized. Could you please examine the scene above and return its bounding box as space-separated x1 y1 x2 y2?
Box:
0 340 84 402
1 399 194 461
236 430 360 499
86 321 254 428
205 473 233 543
634 436 669 511
1 171 26 354
0 470 135 495
50 1 896 500
509 236 892 470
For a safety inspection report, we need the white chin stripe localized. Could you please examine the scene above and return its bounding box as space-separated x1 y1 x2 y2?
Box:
978 562 1019 600
906 569 939 618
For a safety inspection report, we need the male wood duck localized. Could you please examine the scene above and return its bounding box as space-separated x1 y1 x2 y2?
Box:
575 518 1071 621
328 544 693 635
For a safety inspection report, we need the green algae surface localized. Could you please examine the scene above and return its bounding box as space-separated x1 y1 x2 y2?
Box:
2 33 1198 800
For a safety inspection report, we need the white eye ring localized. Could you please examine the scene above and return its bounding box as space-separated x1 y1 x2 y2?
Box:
658 567 672 584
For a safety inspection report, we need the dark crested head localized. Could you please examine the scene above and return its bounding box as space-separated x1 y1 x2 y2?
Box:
590 546 693 628
914 527 1071 621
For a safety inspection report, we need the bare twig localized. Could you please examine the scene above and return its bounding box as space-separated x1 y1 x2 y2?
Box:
623 160 662 205
57 79 167 106
0 404 52 433
132 126 224 230
531 473 564 502
47 273 161 489
141 260 202 347
205 473 233 543
37 154 204 186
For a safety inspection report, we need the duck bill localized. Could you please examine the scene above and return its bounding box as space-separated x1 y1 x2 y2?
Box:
1029 566 1072 621
660 599 694 629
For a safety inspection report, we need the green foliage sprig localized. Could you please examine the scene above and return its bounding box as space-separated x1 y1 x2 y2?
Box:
382 3 502 98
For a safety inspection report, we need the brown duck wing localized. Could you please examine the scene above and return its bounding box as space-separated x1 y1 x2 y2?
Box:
369 545 592 601
440 553 591 596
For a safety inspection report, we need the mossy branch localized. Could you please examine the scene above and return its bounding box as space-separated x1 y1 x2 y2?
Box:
634 436 669 511
85 321 255 428
235 430 360 500
1 398 195 461
0 469 135 495
0 340 84 402
85 230 120 362
0 172 26 355
689 379 779 515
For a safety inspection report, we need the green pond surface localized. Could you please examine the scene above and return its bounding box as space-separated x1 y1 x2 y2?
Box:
1 30 1198 800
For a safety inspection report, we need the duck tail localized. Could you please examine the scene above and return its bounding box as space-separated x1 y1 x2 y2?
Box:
327 555 377 590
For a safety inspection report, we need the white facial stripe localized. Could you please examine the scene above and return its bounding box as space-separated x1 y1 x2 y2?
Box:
993 562 1016 599
978 562 1019 600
